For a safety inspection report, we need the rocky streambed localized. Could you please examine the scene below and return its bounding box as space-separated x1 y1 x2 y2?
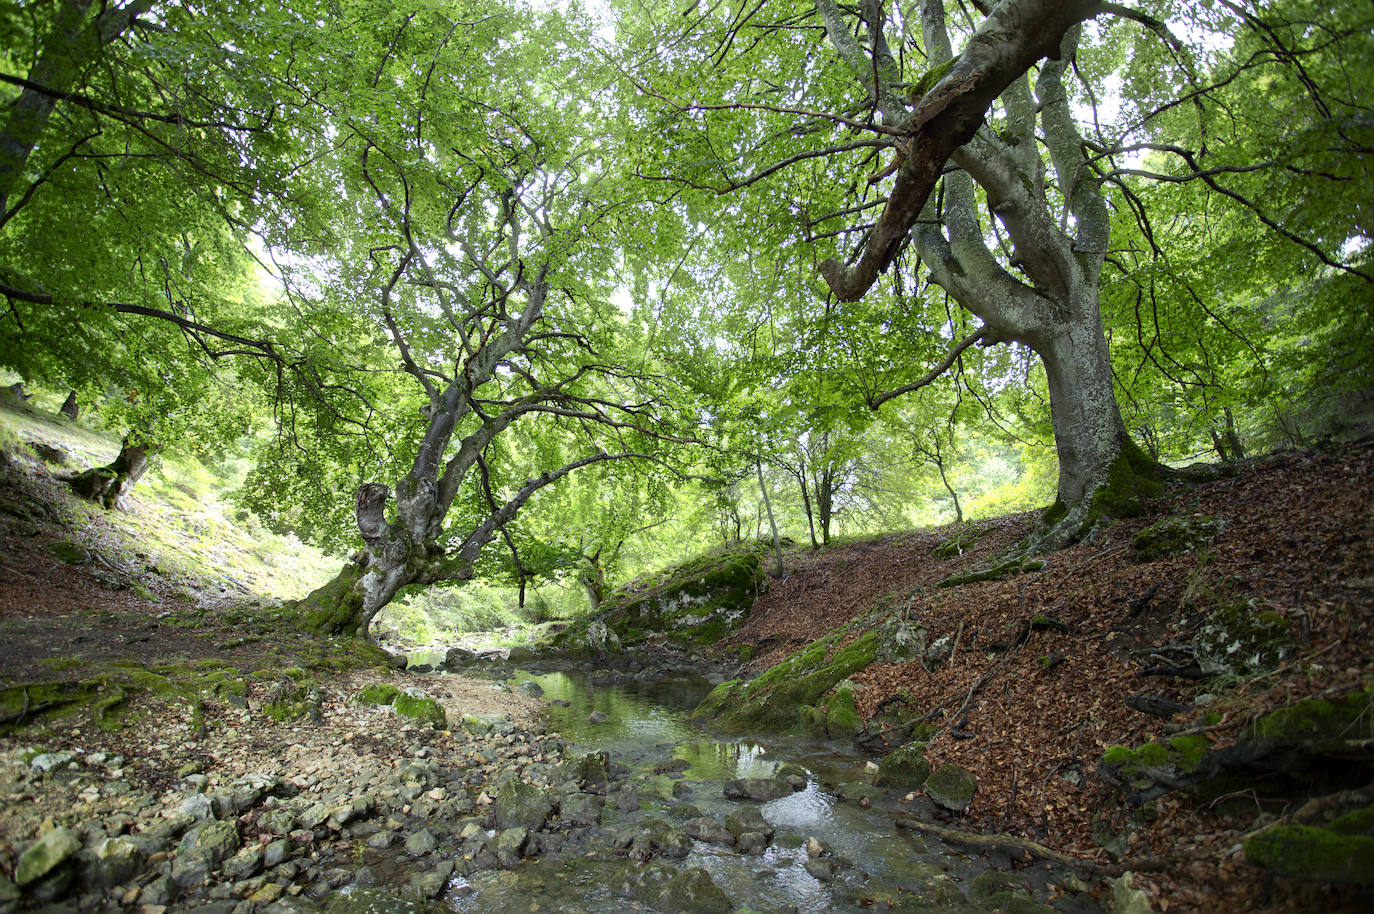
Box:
0 652 1111 914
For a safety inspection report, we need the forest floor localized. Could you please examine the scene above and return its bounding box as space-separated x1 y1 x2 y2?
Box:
721 438 1374 913
1 393 1372 913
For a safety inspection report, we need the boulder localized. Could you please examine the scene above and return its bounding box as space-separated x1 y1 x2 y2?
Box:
875 743 931 788
84 836 145 888
692 630 878 734
554 548 767 653
1132 515 1225 562
1194 600 1292 676
16 827 81 886
924 763 977 813
494 778 554 831
722 776 791 802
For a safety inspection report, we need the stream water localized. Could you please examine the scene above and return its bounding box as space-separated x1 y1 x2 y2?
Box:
419 666 1081 914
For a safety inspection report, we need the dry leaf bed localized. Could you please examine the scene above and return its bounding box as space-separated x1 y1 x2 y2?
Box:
725 441 1374 913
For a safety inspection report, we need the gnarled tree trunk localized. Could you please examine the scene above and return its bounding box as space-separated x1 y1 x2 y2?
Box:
71 436 154 510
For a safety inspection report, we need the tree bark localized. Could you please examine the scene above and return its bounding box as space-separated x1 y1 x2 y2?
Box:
0 0 154 218
71 436 153 510
756 458 784 577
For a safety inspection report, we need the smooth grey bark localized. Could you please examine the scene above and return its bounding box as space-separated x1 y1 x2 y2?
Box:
0 0 155 219
814 0 1156 550
817 0 1106 301
756 458 783 577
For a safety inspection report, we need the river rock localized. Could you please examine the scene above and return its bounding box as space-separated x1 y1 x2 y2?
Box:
494 778 554 831
516 680 544 698
925 763 977 812
84 835 145 888
29 751 77 772
656 866 733 914
409 859 454 899
558 793 602 827
495 827 529 866
403 829 438 856
684 817 735 845
724 807 774 842
806 855 841 881
875 743 931 788
222 846 263 880
736 831 769 855
172 820 240 887
723 776 790 802
16 827 81 886
262 838 293 868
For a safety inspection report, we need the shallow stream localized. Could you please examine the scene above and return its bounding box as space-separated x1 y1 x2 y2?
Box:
425 666 1077 914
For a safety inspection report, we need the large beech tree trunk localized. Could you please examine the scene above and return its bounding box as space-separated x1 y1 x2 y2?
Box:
71 436 153 510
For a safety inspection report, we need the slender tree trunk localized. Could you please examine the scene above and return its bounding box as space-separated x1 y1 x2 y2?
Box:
71 436 154 509
756 458 783 577
931 442 963 524
798 468 819 549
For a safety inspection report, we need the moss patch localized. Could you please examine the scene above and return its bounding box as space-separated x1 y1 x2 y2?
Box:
394 693 446 729
1244 824 1374 885
356 683 401 705
693 632 878 735
1132 515 1226 562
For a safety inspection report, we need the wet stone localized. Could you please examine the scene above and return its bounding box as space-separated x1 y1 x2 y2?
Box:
16 827 81 886
685 817 735 845
403 829 438 856
723 776 791 802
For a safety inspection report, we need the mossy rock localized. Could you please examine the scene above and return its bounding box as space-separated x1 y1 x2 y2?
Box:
1194 600 1292 676
1244 824 1374 885
1248 685 1374 749
925 763 977 812
555 548 767 653
394 693 446 729
875 742 931 788
1132 515 1225 562
693 631 877 735
809 685 863 740
47 540 92 565
1100 734 1213 791
356 683 401 706
932 526 987 559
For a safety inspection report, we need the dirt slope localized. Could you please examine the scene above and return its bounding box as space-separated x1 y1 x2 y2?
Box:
722 440 1374 913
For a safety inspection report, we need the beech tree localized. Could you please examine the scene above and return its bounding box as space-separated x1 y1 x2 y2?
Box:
622 0 1372 549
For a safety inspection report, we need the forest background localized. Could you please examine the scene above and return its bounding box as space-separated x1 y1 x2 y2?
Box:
1 0 1370 642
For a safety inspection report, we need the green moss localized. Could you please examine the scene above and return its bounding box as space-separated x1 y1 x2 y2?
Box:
818 686 862 740
356 683 400 705
1244 824 1374 885
294 561 366 636
692 632 878 735
1169 734 1212 772
1092 447 1164 520
937 556 1044 588
1102 734 1214 782
875 742 931 788
1250 686 1374 746
1327 807 1374 836
393 693 446 729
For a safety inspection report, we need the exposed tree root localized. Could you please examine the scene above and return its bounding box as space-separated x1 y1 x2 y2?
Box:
892 813 1166 877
